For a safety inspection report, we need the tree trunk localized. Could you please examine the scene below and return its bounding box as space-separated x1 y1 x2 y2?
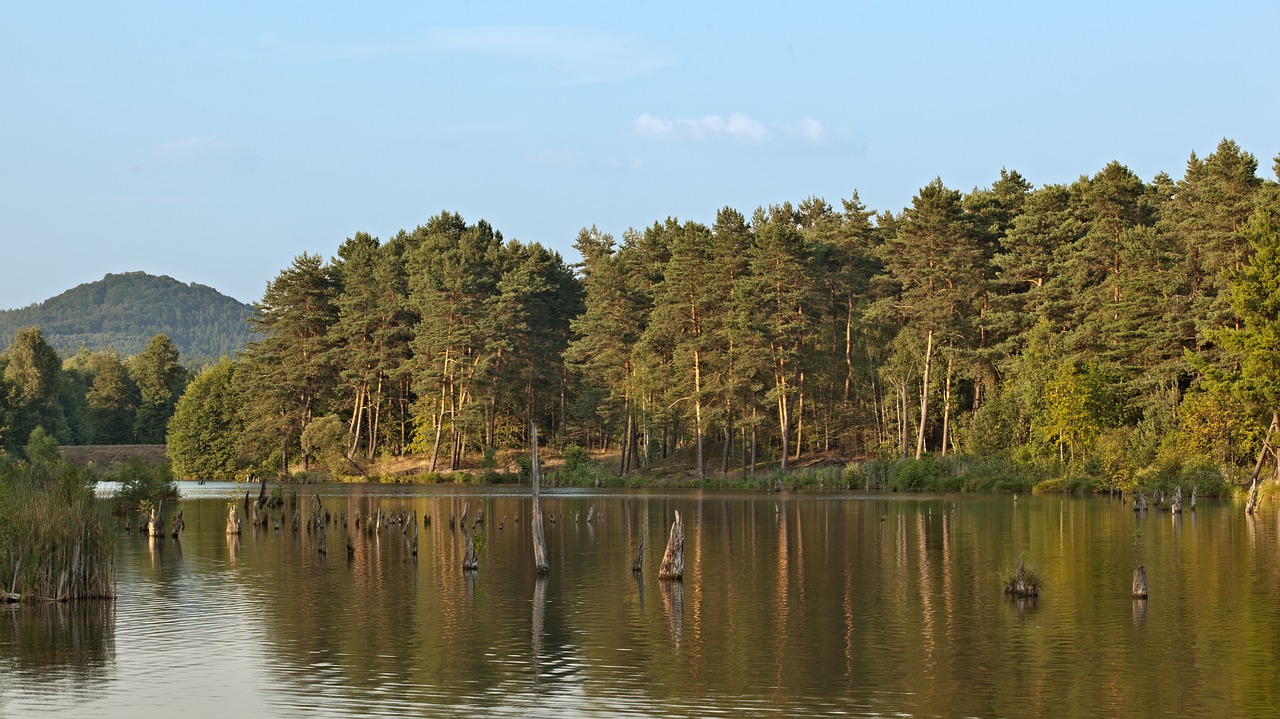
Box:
1246 411 1280 514
658 510 685 580
694 350 705 482
941 349 954 458
530 424 549 573
915 329 934 460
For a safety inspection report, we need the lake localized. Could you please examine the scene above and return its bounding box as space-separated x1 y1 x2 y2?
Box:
4 484 1280 717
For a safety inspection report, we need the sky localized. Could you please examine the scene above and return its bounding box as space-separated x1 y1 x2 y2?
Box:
2 1 1277 309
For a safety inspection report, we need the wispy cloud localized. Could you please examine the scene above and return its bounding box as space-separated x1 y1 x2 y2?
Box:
425 25 674 85
632 113 827 146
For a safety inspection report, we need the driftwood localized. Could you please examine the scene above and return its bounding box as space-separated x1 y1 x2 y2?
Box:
1132 565 1148 598
226 505 242 535
658 510 685 580
531 425 549 574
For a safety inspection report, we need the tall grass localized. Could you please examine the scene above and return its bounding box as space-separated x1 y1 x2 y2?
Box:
0 429 117 601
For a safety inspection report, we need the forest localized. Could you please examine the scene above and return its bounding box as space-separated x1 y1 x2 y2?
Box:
0 331 190 452
5 140 1280 495
0 271 254 363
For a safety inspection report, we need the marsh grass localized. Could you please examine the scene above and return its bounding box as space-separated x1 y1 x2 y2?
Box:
1 429 117 601
1001 553 1042 598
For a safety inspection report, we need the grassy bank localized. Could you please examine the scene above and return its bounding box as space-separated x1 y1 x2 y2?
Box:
250 441 1244 499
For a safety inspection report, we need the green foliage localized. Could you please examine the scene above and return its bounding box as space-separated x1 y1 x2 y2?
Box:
0 429 114 600
108 457 178 512
167 359 244 481
300 414 350 475
889 456 950 491
0 272 252 364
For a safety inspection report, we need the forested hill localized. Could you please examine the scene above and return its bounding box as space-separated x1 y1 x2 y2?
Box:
0 272 253 363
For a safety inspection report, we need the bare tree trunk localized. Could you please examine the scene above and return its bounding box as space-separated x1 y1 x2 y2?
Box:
941 349 954 458
658 510 684 580
1246 410 1280 514
915 329 934 460
530 424 549 573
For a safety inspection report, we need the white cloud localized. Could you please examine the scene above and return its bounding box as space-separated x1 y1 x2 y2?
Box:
632 113 826 146
425 25 674 85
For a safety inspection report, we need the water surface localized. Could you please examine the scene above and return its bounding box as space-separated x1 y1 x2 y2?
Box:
4 484 1279 717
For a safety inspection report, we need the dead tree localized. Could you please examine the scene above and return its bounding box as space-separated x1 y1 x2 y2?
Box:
632 526 646 573
531 424 549 574
1247 411 1280 514
658 510 685 580
1132 565 1148 598
463 531 479 570
226 505 241 535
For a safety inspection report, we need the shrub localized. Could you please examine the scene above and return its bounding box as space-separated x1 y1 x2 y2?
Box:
108 457 179 513
889 456 948 491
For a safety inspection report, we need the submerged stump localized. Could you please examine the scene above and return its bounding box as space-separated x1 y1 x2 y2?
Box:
226 505 242 535
1003 557 1039 598
463 532 479 570
530 425 549 574
1132 565 1148 598
658 510 685 581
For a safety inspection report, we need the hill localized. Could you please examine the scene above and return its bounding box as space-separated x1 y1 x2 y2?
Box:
0 272 254 363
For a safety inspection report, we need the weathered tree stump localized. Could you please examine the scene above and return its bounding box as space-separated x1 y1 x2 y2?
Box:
316 524 327 555
463 532 479 570
461 502 470 528
632 527 646 573
1132 565 1148 598
658 510 685 580
1003 557 1039 598
346 533 355 559
1190 486 1197 512
587 505 596 524
170 510 185 538
226 505 242 535
147 507 162 538
531 425 549 574
1171 485 1183 514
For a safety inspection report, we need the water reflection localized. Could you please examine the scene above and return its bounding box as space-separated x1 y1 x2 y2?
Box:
9 488 1280 717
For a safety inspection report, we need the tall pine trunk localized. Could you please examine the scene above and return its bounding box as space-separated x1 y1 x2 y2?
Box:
915 329 934 460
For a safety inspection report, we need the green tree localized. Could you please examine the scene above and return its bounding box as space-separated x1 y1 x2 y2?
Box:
239 253 338 476
129 334 188 443
85 349 136 444
166 359 245 481
3 327 68 451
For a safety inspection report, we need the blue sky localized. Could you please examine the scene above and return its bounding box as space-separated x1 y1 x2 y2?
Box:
3 1 1277 309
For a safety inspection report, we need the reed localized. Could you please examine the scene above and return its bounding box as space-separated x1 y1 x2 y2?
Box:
1 438 117 601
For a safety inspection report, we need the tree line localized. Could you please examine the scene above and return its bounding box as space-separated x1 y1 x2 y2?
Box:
0 331 189 452
19 139 1280 490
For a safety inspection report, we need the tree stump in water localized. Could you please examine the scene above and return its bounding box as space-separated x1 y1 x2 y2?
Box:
1171 486 1182 514
658 510 685 580
1132 565 1148 598
1003 557 1039 598
226 505 242 535
147 507 162 537
530 425 549 574
632 528 646 573
587 505 596 523
170 510 185 538
463 532 479 570
1190 486 1197 512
